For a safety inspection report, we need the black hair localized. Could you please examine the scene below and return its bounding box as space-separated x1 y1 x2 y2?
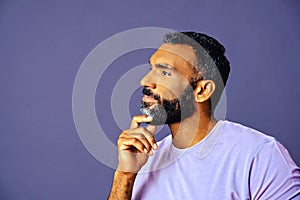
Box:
163 31 230 109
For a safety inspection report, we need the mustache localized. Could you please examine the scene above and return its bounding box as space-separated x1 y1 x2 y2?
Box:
142 87 161 102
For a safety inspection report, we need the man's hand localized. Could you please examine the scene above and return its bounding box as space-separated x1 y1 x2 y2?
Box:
108 115 157 200
117 115 157 173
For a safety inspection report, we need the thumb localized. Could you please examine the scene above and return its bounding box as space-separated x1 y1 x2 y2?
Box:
146 125 157 135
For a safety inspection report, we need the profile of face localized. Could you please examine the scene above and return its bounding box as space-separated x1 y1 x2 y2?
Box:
140 43 199 125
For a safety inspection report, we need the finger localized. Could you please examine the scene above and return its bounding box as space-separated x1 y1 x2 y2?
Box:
121 130 153 152
118 137 147 154
130 115 153 129
132 127 157 150
138 137 152 153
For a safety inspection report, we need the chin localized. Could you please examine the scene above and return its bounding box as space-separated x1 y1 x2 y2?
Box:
140 103 167 125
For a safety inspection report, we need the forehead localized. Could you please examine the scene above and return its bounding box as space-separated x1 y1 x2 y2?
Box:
150 43 197 72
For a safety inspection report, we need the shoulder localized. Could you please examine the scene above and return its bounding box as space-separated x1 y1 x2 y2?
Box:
222 120 274 141
215 120 289 168
222 121 300 199
220 120 298 168
220 120 275 152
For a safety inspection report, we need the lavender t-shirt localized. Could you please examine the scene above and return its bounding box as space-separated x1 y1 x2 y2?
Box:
132 120 300 199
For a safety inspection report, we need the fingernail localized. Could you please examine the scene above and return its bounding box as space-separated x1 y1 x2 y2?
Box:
149 150 153 156
153 143 158 150
143 148 148 154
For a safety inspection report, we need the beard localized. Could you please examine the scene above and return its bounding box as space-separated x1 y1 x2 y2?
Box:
140 86 196 125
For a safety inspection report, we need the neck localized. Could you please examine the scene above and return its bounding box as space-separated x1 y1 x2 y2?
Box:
168 110 217 149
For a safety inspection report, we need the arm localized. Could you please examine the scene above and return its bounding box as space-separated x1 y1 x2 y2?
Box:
108 115 157 200
108 171 137 200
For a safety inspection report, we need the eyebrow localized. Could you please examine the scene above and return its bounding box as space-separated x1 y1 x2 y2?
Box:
155 63 174 70
149 61 175 71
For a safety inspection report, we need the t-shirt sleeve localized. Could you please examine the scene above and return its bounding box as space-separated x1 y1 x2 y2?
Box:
248 139 300 199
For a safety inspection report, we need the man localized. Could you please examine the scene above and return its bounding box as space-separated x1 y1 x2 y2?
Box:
109 32 300 199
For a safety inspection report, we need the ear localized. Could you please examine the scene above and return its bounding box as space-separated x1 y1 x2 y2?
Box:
194 80 216 103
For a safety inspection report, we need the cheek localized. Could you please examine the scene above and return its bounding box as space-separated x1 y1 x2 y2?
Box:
158 79 190 100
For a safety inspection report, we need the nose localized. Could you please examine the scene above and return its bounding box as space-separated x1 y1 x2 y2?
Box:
140 71 156 89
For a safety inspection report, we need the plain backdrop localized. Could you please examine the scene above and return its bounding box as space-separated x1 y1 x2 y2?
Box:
0 0 299 199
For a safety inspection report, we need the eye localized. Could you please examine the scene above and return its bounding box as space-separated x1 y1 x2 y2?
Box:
162 71 171 76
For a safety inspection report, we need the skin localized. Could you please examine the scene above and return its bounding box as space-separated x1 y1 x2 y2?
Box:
108 43 217 200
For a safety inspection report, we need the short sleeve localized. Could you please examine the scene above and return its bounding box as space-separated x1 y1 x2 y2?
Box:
248 140 300 199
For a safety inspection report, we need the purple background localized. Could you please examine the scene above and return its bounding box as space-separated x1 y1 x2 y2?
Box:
1 0 299 199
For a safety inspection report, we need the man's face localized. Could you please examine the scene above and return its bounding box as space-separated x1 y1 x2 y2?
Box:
140 43 199 125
